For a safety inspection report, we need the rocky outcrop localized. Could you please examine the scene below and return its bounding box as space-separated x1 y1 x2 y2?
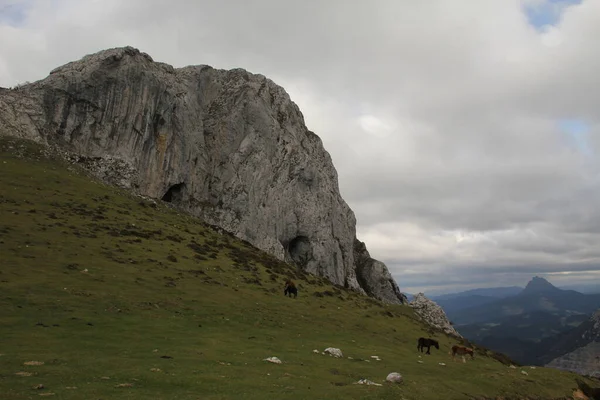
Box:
354 238 407 304
410 293 461 337
0 46 405 302
545 309 600 377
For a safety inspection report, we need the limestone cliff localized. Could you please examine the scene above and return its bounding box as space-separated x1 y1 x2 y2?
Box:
353 238 407 304
0 46 405 303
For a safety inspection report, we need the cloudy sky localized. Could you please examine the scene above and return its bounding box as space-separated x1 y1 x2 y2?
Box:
1 0 599 295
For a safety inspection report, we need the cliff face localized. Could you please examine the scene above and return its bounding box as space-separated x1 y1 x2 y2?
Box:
0 46 405 303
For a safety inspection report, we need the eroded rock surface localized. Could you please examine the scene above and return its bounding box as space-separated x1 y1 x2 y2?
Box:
354 238 407 304
0 46 405 302
410 293 461 337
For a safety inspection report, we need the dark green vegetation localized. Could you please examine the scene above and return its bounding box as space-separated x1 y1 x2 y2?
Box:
1 136 598 400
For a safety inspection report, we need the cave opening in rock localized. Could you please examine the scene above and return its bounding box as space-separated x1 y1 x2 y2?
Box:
288 235 312 268
162 182 186 203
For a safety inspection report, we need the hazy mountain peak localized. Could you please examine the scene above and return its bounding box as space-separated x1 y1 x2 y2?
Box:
522 276 559 294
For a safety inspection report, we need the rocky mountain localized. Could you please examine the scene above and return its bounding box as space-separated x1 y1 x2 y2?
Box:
545 309 600 377
448 277 600 325
0 46 404 303
442 277 600 366
409 293 461 337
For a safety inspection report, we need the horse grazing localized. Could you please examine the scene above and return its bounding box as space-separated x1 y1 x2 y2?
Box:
417 337 439 355
284 280 298 298
451 345 474 362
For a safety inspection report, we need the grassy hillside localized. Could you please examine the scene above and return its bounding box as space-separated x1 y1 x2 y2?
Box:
0 135 598 400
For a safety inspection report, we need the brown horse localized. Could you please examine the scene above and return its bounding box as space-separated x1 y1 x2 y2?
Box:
451 345 474 362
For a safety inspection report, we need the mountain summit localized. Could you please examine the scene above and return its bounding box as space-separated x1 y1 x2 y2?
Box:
522 276 560 295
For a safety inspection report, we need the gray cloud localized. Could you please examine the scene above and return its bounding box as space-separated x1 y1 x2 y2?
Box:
1 0 599 295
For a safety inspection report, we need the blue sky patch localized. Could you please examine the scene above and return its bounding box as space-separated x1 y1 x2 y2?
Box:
0 1 33 27
524 0 583 29
559 119 592 155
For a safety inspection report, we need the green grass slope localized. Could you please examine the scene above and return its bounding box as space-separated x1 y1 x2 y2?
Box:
0 136 597 400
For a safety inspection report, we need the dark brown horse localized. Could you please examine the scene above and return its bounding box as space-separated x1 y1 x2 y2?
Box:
417 337 439 354
451 345 474 362
284 280 298 298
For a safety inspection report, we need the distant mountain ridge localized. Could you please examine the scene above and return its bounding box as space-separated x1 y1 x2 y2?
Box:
432 286 523 316
449 277 600 325
432 286 523 301
437 277 600 367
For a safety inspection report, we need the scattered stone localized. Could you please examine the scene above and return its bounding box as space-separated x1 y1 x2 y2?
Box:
439 362 446 366
24 361 44 366
152 349 158 353
347 356 353 360
355 378 382 386
150 368 161 372
386 372 403 383
100 376 110 380
39 393 55 397
529 366 536 369
263 357 282 364
324 347 343 358
33 384 44 390
520 370 528 375
65 387 77 390
115 383 134 388
312 349 319 354
15 372 34 376
418 360 424 364
509 365 517 369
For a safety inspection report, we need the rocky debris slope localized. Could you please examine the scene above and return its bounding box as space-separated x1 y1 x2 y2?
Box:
546 309 600 378
410 293 461 337
0 46 405 303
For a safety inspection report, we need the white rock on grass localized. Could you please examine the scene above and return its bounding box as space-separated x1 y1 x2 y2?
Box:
263 357 282 364
324 348 343 358
386 372 403 383
355 379 382 386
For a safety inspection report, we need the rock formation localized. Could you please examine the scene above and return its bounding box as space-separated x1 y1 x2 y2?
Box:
0 46 405 303
410 293 461 337
545 309 600 378
354 238 407 304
